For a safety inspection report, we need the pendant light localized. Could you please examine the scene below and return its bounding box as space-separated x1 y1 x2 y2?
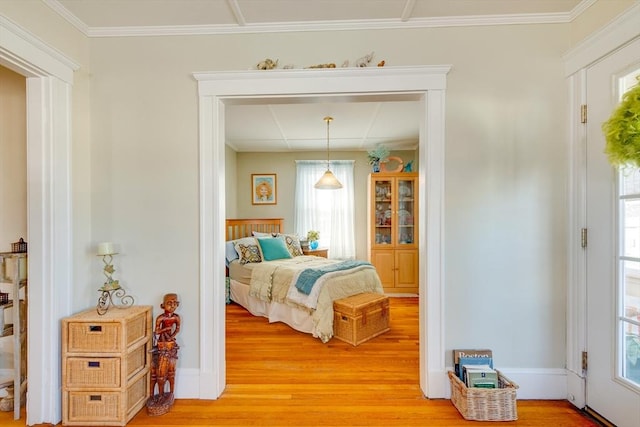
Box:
314 116 343 189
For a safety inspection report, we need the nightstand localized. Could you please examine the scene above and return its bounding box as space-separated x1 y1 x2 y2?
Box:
302 247 328 258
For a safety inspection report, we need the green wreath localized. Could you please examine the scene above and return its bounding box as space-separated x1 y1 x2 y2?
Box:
603 76 640 168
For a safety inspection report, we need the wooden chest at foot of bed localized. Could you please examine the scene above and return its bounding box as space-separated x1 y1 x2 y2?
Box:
333 293 390 346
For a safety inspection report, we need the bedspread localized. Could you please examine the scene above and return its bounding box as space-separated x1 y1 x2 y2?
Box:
246 256 383 342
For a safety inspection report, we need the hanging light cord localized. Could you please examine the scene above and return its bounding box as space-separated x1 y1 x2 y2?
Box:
324 116 333 170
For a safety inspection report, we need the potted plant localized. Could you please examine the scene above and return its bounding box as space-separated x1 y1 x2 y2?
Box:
603 77 640 168
307 230 320 249
367 145 390 172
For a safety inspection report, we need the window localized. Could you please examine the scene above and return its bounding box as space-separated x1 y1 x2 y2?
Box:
294 160 355 259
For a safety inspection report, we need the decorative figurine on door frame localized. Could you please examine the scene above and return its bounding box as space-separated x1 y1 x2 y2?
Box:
146 293 181 416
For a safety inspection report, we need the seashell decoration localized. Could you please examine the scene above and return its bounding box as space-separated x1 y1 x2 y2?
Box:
256 58 278 70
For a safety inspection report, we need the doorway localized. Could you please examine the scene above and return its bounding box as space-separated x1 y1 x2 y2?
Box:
195 66 450 398
0 17 76 425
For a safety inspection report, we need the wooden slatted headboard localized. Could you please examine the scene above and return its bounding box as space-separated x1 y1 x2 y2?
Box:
225 218 284 240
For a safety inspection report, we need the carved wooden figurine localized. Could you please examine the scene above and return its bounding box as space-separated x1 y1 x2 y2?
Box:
146 293 181 415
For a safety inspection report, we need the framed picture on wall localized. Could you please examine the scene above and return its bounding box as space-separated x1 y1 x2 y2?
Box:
251 173 277 205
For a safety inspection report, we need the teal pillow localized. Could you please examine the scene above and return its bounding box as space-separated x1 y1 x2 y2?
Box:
257 237 292 261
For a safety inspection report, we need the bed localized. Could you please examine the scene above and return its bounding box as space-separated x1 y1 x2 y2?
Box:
225 218 384 342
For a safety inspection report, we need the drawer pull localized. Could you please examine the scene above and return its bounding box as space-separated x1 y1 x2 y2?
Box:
87 361 100 368
89 395 102 401
89 325 102 332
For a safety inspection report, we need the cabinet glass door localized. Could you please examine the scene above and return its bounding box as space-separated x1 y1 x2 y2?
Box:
374 179 393 245
396 178 416 246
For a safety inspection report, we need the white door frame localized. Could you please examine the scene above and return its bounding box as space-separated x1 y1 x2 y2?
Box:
195 65 450 398
564 3 640 409
0 16 77 425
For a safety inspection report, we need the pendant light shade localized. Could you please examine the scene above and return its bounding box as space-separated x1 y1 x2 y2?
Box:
315 116 343 190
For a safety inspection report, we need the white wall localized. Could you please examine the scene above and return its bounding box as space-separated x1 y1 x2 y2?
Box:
224 145 237 219
0 0 635 388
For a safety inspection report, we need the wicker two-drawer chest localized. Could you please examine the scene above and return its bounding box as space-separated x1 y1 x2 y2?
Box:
61 305 153 426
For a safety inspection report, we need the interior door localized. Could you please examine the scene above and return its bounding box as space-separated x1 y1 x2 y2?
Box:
586 37 640 427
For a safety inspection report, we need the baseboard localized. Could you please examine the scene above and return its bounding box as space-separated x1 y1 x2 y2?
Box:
432 367 570 400
179 367 573 400
173 368 201 398
498 368 568 399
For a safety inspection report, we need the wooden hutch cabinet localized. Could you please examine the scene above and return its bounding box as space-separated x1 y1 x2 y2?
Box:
367 172 418 294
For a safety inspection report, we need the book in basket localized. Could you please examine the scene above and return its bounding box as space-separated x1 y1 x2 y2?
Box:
453 349 493 378
464 366 498 388
456 354 493 381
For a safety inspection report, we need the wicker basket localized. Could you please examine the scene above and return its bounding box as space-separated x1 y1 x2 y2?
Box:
448 370 518 421
333 293 390 346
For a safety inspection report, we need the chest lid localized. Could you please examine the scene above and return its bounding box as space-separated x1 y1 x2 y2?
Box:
334 292 388 316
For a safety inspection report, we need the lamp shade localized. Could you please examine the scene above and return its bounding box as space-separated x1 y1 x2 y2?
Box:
97 242 116 256
315 116 343 190
314 170 343 189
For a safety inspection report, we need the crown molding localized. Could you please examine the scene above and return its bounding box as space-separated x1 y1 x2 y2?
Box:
42 0 595 38
569 0 598 21
42 0 89 36
85 13 573 38
563 1 640 76
0 15 79 82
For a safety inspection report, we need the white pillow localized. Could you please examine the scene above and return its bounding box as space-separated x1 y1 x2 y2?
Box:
225 241 239 265
252 231 278 237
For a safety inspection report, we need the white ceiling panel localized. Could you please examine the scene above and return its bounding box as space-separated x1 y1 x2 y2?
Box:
236 0 407 24
57 0 238 27
412 0 581 17
227 100 420 152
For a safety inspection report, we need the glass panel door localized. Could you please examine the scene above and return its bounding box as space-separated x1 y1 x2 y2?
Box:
373 178 393 246
585 37 640 427
396 178 416 246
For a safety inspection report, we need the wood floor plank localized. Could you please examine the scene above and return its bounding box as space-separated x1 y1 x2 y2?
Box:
1 297 601 426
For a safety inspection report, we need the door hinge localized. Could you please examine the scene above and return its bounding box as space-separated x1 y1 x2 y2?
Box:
581 228 588 248
582 351 588 371
581 104 587 124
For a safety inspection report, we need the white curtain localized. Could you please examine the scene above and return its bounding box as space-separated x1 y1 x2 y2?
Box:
294 160 355 259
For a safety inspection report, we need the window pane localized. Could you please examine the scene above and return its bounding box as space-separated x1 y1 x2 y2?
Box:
620 168 640 196
622 199 640 258
624 332 640 385
622 260 640 385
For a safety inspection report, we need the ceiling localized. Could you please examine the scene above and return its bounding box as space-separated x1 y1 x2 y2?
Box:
48 0 586 152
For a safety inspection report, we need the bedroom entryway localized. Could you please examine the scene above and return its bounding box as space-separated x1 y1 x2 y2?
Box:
196 66 449 399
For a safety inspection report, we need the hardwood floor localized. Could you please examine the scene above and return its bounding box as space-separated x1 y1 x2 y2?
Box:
2 297 600 426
